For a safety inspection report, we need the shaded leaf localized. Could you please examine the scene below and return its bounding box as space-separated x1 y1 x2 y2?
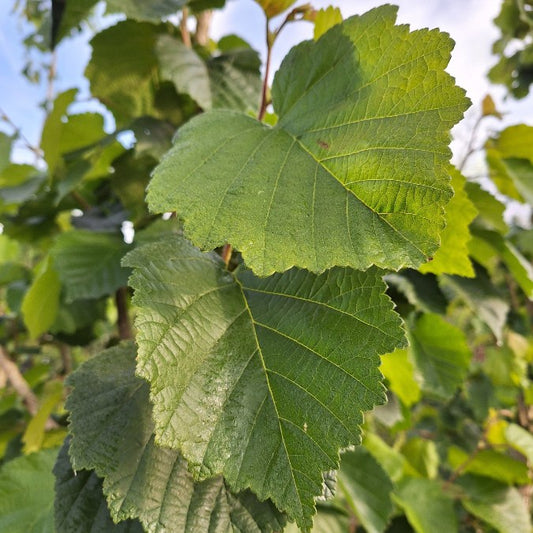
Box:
400 438 438 479
51 230 131 302
0 448 58 533
464 181 509 235
123 235 405 529
148 6 469 276
54 440 146 533
66 342 286 533
337 447 393 533
458 475 532 533
409 313 471 400
393 478 457 533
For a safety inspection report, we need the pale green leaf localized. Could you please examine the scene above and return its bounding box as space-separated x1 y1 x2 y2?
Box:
0 234 20 264
50 230 131 302
494 124 533 162
21 256 61 338
409 313 471 400
254 0 297 18
0 448 58 533
448 446 529 485
419 169 477 277
380 349 421 407
393 478 457 533
148 6 468 276
54 440 146 533
464 181 509 235
337 447 393 533
0 132 13 173
504 423 533 463
441 267 509 343
458 475 532 533
314 7 343 40
40 89 77 172
123 235 405 529
66 342 286 533
156 34 212 110
23 380 64 454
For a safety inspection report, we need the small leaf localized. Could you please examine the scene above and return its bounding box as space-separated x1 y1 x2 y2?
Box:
123 235 405 529
441 267 509 344
314 6 343 40
254 0 297 18
393 478 457 533
337 447 394 533
400 438 439 479
465 181 509 235
21 256 61 338
50 230 131 302
0 448 58 533
419 169 477 277
380 349 421 407
409 313 471 400
66 342 286 533
504 423 533 463
148 6 469 276
458 475 532 533
481 94 502 118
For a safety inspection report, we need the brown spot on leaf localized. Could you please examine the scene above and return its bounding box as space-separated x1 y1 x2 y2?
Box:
317 140 329 149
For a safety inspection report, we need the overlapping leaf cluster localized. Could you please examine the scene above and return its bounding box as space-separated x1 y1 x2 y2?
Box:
2 1 533 532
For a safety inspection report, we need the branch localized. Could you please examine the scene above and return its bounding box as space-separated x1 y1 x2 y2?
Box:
195 10 212 47
258 18 273 122
0 106 44 159
180 7 192 48
115 287 133 340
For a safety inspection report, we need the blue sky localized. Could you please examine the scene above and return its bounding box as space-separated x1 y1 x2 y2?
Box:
1 0 532 167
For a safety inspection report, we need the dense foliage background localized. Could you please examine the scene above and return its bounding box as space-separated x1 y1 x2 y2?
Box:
1 1 533 532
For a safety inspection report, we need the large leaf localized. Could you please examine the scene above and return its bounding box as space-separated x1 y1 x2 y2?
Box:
393 478 457 533
148 6 469 276
66 342 286 533
50 230 131 302
123 236 406 529
0 448 58 533
337 447 393 533
419 169 477 277
408 313 471 400
54 440 147 533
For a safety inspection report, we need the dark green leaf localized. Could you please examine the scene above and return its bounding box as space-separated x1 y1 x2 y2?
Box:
66 342 286 533
123 235 405 529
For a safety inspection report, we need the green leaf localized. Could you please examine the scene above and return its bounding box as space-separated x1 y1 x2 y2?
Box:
0 448 58 533
50 230 131 302
21 256 61 338
384 270 448 314
337 447 393 533
458 475 532 533
400 438 439 479
0 132 13 173
464 181 509 235
441 267 509 344
494 124 533 162
419 169 477 277
40 89 77 172
471 228 533 298
148 6 469 276
504 423 533 463
66 342 286 533
448 446 529 485
314 7 343 40
156 34 212 110
54 440 145 533
380 349 421 407
22 380 64 454
393 478 457 533
254 0 297 18
409 313 471 400
123 235 405 529
207 49 262 113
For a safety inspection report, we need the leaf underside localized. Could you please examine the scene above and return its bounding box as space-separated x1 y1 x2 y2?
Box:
65 342 286 533
148 5 469 276
123 236 405 529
